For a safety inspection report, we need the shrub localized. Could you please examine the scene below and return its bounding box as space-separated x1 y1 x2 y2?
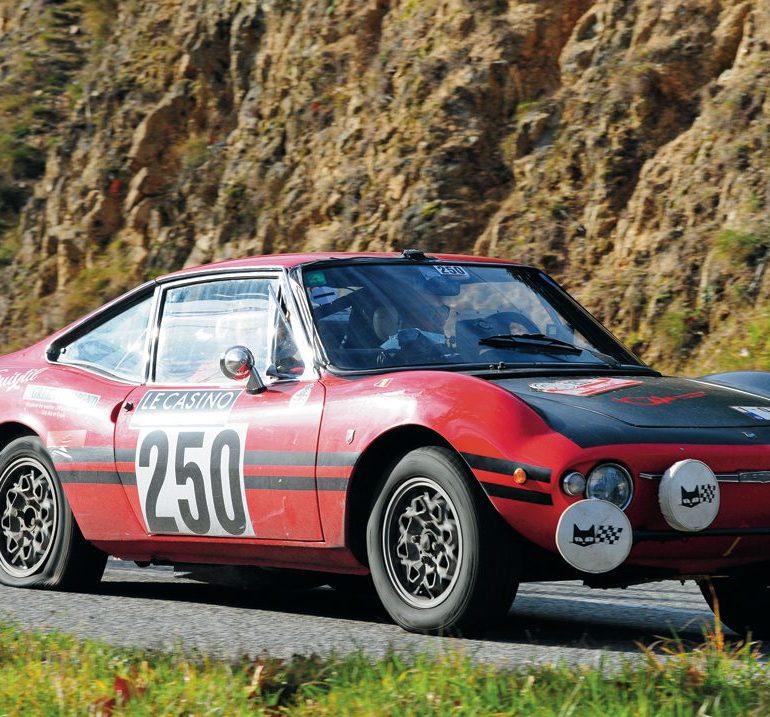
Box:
0 180 26 216
9 143 46 180
716 227 770 266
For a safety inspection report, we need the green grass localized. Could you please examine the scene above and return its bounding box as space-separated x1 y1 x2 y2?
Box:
716 228 770 266
0 229 20 267
61 241 136 321
180 133 210 172
0 622 767 715
704 312 770 373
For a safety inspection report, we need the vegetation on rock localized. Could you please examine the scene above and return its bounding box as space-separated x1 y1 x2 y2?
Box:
0 1 768 373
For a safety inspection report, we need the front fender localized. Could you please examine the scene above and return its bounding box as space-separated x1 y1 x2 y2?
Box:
317 371 577 550
699 371 770 399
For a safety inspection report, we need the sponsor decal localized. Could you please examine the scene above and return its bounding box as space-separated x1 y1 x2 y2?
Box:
613 391 706 406
529 377 643 397
131 389 241 426
433 265 469 277
138 389 239 413
571 523 624 547
680 484 717 508
24 384 100 407
732 406 770 421
0 368 45 392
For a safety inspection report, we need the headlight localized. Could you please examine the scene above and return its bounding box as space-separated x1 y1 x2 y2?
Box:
586 463 633 509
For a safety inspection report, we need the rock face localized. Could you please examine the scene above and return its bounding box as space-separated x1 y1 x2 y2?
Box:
0 0 769 373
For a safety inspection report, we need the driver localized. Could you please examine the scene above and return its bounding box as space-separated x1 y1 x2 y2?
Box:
376 295 449 355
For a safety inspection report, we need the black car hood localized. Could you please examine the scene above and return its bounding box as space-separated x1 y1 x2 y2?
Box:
491 375 770 448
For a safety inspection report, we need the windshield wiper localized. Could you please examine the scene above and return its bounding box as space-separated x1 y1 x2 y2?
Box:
478 333 621 367
479 333 580 352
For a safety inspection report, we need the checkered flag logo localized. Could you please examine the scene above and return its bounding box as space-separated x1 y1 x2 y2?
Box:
682 484 716 508
596 525 623 545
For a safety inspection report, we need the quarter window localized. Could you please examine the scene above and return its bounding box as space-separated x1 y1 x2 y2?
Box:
57 295 153 382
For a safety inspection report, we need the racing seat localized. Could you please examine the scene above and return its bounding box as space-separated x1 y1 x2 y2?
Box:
343 305 380 349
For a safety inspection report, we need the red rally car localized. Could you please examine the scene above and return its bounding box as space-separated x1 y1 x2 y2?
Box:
3 250 770 636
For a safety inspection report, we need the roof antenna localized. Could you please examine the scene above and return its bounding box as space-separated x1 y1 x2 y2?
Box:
401 249 428 261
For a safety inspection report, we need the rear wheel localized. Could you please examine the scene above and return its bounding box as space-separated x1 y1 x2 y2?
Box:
698 576 770 637
366 446 518 636
0 437 106 589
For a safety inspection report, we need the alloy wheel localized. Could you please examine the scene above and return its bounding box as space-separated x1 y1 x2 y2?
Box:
382 477 463 608
0 457 58 578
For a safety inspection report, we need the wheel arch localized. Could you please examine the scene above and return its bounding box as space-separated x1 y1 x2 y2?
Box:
0 421 38 450
0 422 99 539
0 421 107 588
346 424 491 566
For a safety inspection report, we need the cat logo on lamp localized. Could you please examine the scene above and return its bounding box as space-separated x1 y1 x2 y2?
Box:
680 485 717 508
571 523 624 547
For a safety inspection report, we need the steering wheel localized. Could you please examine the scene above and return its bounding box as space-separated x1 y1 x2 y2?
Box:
376 349 402 367
481 310 539 336
395 330 447 364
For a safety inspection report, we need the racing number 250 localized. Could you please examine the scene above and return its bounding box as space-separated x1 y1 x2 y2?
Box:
138 429 248 536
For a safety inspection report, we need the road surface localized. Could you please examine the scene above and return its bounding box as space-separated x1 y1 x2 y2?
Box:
0 560 735 667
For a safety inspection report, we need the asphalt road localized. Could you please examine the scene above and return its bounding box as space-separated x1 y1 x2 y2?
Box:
0 560 736 667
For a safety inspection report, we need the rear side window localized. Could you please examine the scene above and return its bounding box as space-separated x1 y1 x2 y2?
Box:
57 295 154 382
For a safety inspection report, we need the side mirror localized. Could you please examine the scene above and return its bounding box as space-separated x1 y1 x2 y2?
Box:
220 345 266 395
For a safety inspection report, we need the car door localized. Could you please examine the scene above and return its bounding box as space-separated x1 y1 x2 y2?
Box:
114 271 325 542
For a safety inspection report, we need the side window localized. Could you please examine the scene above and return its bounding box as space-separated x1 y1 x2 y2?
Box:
154 277 304 385
58 295 154 382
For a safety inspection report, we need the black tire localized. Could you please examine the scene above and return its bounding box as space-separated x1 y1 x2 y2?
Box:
0 436 106 589
366 446 519 636
698 576 770 638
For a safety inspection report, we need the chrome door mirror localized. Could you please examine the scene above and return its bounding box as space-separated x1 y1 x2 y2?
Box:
220 345 266 394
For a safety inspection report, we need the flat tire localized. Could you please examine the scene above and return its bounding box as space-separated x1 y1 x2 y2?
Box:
0 437 106 589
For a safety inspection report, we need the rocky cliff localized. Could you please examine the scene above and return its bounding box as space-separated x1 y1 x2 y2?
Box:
0 0 768 373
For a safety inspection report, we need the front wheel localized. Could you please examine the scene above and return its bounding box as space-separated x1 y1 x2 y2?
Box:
0 437 106 589
366 446 518 636
698 576 770 638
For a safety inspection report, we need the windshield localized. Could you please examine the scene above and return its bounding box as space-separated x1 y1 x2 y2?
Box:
303 262 641 371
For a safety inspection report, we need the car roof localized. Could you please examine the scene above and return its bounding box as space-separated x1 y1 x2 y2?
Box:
160 252 523 281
